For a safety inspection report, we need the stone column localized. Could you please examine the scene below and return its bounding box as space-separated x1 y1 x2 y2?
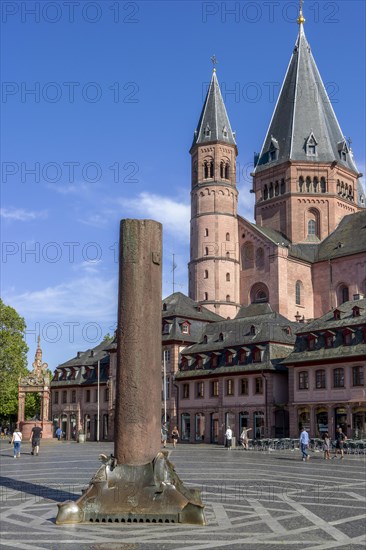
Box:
115 219 162 465
18 392 25 423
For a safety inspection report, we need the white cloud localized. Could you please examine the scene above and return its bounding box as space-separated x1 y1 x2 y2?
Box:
117 192 190 241
3 275 117 322
0 207 48 221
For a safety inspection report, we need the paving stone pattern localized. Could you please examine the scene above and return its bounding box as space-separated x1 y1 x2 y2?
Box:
0 440 365 549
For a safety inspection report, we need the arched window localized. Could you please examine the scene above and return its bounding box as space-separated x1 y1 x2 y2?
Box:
336 283 349 305
307 208 320 239
280 179 285 194
320 177 326 193
204 270 208 279
204 162 209 179
299 176 304 192
209 160 214 178
256 248 264 269
205 247 209 256
308 220 316 236
250 283 269 304
242 242 254 269
226 294 231 302
225 163 229 179
220 162 224 179
226 232 230 241
295 281 302 305
313 177 318 193
275 181 279 196
204 292 208 301
226 273 230 282
263 184 268 200
269 183 274 198
306 177 311 192
204 228 209 237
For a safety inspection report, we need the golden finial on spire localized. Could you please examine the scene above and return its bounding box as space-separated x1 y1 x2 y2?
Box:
297 0 305 25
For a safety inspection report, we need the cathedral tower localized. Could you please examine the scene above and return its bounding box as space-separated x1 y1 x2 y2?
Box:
252 7 364 244
189 68 240 318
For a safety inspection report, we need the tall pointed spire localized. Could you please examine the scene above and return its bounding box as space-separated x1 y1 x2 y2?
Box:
254 10 359 175
191 68 236 150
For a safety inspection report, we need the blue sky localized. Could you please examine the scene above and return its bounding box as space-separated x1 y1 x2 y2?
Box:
1 0 365 370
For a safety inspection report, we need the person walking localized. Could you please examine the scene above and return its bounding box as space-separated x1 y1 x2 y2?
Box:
225 426 233 450
322 431 331 460
299 427 310 461
56 426 62 441
240 427 252 450
11 427 22 459
171 426 179 448
30 422 43 456
333 427 346 459
161 423 168 448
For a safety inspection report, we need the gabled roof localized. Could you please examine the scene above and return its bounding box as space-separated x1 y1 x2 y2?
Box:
316 211 366 261
190 69 236 150
294 298 366 334
254 23 359 175
162 292 223 322
56 338 113 369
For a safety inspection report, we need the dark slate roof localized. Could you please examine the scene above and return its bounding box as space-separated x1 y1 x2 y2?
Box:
162 292 223 323
294 299 366 334
254 24 359 175
240 212 366 264
282 299 366 365
190 70 236 150
181 304 297 354
54 338 112 371
316 211 366 261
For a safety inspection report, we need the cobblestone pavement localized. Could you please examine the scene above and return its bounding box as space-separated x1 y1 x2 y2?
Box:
0 440 365 550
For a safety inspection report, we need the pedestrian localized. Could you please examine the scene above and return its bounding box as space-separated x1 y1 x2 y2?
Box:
225 426 233 450
11 427 22 459
333 427 346 459
171 425 179 448
56 426 62 441
161 423 168 448
240 427 252 450
322 431 331 460
30 422 43 456
299 427 310 461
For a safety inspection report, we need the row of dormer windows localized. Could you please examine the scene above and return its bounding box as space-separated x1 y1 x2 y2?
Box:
303 326 365 351
181 347 264 371
298 366 364 390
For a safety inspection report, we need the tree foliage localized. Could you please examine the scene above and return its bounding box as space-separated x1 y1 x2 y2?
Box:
0 299 29 419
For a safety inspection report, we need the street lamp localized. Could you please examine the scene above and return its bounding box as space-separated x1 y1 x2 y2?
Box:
97 360 100 443
163 351 167 425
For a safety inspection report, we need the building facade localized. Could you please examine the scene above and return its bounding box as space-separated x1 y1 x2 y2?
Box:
283 298 366 439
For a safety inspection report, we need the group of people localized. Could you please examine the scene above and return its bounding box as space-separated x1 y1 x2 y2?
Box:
11 423 43 458
161 424 180 448
300 426 347 461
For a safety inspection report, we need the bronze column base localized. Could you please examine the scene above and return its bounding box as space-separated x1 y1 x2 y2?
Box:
56 451 206 526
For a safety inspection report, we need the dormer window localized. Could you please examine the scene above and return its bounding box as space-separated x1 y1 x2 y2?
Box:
308 334 317 350
219 332 224 342
343 328 355 346
269 136 279 162
204 124 211 137
226 351 233 365
181 322 190 335
352 306 361 317
333 309 341 320
253 348 262 363
203 335 208 344
325 330 335 348
250 325 256 335
163 322 171 334
306 132 318 156
222 125 228 138
162 303 167 311
337 139 349 162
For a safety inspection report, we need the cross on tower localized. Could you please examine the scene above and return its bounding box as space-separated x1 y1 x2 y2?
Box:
210 55 217 68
